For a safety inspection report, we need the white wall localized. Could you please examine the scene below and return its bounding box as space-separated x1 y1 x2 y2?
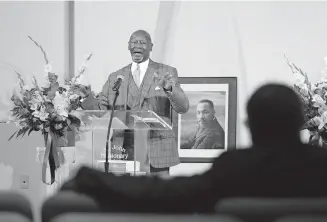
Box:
0 1 69 221
1 1 327 214
0 1 70 118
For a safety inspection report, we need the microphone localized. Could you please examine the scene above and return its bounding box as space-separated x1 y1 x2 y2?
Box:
105 75 123 173
112 75 124 91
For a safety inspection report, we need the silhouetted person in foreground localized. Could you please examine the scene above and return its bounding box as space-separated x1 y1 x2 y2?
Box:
61 83 327 213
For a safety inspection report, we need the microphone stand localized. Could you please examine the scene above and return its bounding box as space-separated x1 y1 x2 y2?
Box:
105 89 120 173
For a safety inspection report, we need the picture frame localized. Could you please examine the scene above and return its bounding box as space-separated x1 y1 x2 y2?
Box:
177 77 237 163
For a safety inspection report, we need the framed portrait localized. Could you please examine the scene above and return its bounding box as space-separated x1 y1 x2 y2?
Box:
177 77 237 163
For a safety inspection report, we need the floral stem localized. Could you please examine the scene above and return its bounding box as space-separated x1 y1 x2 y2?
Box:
28 36 49 64
70 53 93 84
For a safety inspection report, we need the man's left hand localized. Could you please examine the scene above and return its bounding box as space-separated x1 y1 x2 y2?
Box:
71 84 92 98
156 72 178 91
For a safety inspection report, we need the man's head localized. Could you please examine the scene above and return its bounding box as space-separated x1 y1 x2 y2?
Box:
196 99 216 128
128 30 153 63
246 83 304 145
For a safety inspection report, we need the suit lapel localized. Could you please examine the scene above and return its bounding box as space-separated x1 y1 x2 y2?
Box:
120 64 137 109
124 65 138 99
121 65 131 94
138 59 157 108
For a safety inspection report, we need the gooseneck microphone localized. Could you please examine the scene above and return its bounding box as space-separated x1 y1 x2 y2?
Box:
105 75 124 173
112 75 124 91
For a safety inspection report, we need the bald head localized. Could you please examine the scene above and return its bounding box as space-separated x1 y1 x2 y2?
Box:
129 30 152 43
128 30 153 63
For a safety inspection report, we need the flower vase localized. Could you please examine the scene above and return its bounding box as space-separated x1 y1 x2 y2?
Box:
36 132 76 197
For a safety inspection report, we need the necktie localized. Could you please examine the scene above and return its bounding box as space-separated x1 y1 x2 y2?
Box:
133 64 141 88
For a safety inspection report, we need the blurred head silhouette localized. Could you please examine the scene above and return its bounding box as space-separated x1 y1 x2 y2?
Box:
246 83 304 146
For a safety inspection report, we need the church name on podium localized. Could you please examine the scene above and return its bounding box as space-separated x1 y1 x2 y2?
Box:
100 145 129 160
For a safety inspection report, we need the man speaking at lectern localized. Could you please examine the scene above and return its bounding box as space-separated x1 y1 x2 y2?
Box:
77 30 189 175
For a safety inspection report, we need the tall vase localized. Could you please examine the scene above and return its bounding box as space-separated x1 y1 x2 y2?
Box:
36 130 76 196
42 132 64 185
36 146 75 197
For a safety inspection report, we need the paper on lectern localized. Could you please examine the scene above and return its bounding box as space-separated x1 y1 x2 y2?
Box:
110 117 128 129
93 116 128 130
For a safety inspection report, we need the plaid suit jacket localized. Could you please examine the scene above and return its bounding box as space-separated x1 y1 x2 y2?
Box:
81 59 189 168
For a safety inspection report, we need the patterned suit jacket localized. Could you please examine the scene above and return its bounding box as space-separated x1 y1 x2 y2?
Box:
81 59 189 168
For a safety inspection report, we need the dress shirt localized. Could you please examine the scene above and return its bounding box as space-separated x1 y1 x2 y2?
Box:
131 59 149 84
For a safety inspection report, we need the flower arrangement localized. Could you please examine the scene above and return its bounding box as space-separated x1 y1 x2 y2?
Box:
286 55 327 147
8 36 92 184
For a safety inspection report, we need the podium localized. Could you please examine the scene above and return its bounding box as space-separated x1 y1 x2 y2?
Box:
71 110 172 175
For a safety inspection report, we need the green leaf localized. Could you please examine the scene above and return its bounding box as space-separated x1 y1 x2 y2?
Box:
8 131 17 141
16 129 24 138
12 107 20 112
21 127 30 137
12 110 19 115
28 128 34 136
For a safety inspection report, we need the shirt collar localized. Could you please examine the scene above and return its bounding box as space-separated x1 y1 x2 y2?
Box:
131 59 149 72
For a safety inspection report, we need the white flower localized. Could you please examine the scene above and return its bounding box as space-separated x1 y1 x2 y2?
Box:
312 94 326 108
14 118 28 129
53 92 68 106
60 90 69 98
57 109 68 118
294 72 309 96
69 94 80 100
319 111 327 130
44 74 50 83
29 93 44 110
312 94 325 103
62 85 70 90
22 85 31 91
311 84 318 93
14 121 21 129
298 85 309 96
30 103 38 111
32 106 49 121
52 92 69 118
72 74 84 84
78 66 86 74
70 77 75 82
44 63 52 73
318 104 327 115
311 116 323 127
294 72 306 85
